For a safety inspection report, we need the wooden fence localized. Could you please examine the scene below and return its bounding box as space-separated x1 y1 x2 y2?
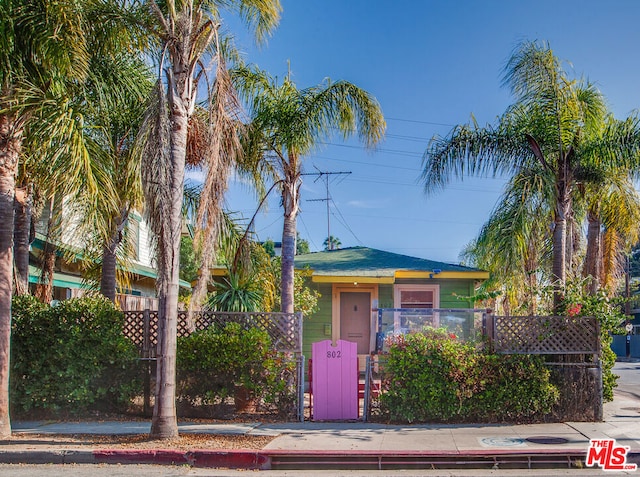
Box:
123 310 303 356
483 315 600 356
123 309 305 420
483 314 602 421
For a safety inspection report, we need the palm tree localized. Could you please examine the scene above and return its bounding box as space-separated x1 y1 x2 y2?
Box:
0 0 97 437
67 51 154 302
423 40 609 308
135 0 281 439
236 66 385 313
577 115 640 294
8 2 152 304
323 235 341 251
460 165 553 315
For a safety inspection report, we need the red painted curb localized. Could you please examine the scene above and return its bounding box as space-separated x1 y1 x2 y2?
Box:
94 449 272 469
94 449 188 465
187 450 271 469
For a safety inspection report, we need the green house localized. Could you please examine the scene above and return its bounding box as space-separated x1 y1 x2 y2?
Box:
294 246 489 368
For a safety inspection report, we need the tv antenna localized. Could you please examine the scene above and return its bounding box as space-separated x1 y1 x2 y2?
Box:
302 167 351 249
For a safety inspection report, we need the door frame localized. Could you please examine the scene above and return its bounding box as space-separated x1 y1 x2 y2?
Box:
332 283 378 354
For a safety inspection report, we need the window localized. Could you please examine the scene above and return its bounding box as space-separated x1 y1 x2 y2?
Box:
393 284 441 331
394 284 439 309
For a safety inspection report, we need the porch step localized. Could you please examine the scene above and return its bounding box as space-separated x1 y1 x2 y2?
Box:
358 380 381 399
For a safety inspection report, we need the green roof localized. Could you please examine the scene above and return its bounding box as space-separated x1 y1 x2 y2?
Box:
293 247 480 277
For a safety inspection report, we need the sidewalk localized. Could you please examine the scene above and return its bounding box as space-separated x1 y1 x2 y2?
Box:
3 363 640 470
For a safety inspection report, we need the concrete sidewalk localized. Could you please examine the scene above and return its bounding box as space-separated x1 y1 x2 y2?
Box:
1 395 637 470
3 362 639 470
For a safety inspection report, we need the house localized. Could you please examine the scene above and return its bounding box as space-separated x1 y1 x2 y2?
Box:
294 246 489 367
28 207 190 308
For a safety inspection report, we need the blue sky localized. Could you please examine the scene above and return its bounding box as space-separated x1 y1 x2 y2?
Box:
192 1 640 264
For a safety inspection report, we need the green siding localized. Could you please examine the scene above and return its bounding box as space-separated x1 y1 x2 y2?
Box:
438 280 476 308
302 282 332 363
378 284 394 308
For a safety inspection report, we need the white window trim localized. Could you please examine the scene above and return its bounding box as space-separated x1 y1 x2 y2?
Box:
393 284 440 309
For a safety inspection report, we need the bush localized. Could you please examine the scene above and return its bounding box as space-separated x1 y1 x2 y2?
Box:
543 279 622 402
378 328 559 423
11 295 140 416
176 322 296 416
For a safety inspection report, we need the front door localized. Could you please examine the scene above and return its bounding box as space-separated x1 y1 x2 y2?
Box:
339 292 371 354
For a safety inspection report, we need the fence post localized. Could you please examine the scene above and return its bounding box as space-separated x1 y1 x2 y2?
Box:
143 309 151 416
482 309 494 352
593 361 604 421
363 355 371 422
296 312 303 353
298 354 305 422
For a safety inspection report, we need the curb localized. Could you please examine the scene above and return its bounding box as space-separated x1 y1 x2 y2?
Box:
1 448 638 469
0 450 96 465
94 449 271 469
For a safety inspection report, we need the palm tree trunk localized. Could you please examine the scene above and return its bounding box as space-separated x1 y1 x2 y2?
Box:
552 208 567 306
552 163 571 310
525 249 538 315
34 197 56 303
100 238 118 302
100 209 129 302
281 208 296 313
34 246 56 303
13 186 31 294
280 158 300 314
584 209 602 295
0 110 24 437
150 78 188 440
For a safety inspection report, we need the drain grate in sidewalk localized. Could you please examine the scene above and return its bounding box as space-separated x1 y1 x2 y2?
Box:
525 436 569 445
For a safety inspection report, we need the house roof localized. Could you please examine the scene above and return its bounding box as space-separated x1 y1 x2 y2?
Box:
294 247 488 283
30 236 192 290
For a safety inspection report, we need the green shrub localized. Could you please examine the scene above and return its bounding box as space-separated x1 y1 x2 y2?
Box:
540 279 622 402
177 322 296 415
11 295 140 416
378 328 559 423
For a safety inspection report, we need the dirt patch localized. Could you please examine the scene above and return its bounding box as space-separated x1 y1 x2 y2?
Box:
4 433 276 451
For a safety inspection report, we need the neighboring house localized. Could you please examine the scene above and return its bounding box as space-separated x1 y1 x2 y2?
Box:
28 206 190 307
294 246 489 367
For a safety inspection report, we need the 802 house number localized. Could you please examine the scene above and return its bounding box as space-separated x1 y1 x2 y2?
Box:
327 350 342 358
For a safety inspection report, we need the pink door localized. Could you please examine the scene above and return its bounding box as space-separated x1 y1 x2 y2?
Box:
311 340 358 420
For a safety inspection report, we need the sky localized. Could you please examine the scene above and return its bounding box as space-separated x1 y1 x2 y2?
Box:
188 1 640 265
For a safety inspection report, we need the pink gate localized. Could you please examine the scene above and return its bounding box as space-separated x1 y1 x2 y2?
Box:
311 340 358 420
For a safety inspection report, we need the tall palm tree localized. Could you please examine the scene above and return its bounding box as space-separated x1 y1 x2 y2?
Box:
135 0 281 439
236 66 385 313
577 115 640 294
423 40 608 308
0 0 97 437
67 51 154 302
460 165 553 316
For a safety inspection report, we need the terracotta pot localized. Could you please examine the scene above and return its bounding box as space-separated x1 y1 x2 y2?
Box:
234 385 258 413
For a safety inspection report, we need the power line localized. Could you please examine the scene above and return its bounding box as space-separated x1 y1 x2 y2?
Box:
330 199 363 247
386 117 456 128
302 168 351 250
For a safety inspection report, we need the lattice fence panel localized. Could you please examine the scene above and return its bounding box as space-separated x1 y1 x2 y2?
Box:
491 315 600 355
123 310 146 348
123 310 301 354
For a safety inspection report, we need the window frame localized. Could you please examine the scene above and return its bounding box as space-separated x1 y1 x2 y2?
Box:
393 284 440 309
